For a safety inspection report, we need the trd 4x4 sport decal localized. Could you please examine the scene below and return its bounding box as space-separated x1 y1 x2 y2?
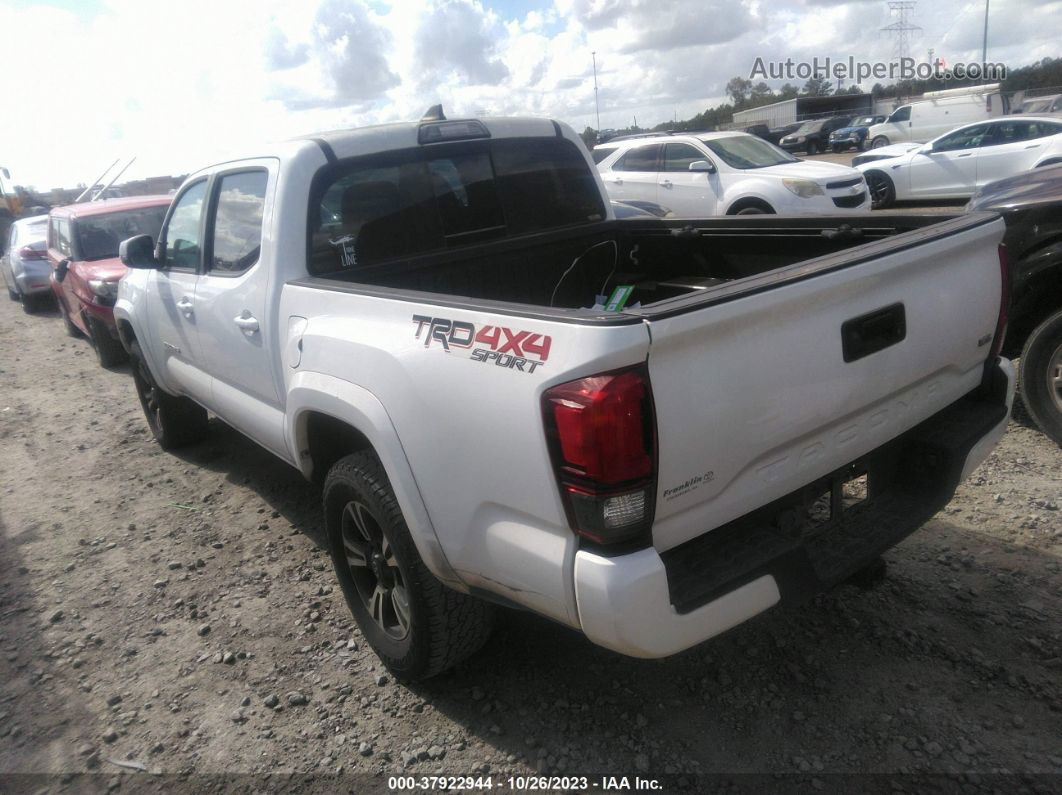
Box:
412 315 552 374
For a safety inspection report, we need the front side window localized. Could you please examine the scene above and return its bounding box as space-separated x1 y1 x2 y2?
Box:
308 137 605 275
613 144 661 172
164 181 207 270
54 218 72 257
77 207 167 261
662 143 706 172
933 123 991 152
889 106 911 123
210 171 268 273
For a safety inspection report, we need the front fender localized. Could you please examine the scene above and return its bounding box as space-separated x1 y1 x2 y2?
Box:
286 370 462 589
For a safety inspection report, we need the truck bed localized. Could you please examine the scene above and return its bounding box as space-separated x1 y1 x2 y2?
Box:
300 213 984 317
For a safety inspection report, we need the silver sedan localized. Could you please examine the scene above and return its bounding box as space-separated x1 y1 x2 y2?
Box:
2 214 51 312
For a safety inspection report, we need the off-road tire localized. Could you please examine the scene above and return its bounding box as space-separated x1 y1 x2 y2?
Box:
324 452 494 680
871 136 890 149
806 140 819 155
129 341 209 449
1019 308 1062 445
831 144 844 154
6 284 18 302
88 315 128 368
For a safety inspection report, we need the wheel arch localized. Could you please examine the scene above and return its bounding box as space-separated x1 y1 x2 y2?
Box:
287 371 462 589
1006 255 1062 357
725 195 776 215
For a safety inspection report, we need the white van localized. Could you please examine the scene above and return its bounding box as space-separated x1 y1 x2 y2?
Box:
868 84 1009 148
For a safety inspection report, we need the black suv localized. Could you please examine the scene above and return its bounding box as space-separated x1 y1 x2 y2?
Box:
778 116 853 155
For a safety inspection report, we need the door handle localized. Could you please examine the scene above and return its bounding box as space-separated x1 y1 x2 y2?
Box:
234 312 260 333
176 297 194 317
1025 144 1041 149
661 179 673 188
957 153 972 157
611 177 623 185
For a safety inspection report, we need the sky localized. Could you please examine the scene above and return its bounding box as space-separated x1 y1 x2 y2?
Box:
1 0 1059 189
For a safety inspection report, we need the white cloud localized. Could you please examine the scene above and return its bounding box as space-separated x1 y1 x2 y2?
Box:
1 0 1059 191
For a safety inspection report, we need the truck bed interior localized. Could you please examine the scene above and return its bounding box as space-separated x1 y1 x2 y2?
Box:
312 215 962 313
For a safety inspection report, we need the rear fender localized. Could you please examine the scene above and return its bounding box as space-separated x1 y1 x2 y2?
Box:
286 370 462 589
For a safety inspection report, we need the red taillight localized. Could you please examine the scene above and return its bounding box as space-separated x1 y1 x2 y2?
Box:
18 246 46 261
543 366 656 546
989 243 1010 360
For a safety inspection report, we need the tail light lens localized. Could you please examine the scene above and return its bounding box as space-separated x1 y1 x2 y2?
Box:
989 243 1010 360
18 246 46 261
543 365 656 546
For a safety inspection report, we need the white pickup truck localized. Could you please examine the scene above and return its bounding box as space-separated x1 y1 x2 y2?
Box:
115 111 1015 680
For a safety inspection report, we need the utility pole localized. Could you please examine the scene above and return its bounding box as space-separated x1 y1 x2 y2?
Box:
881 1 922 64
591 51 600 132
981 0 989 66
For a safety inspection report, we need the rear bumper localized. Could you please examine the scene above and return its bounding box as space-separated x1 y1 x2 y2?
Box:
574 358 1014 658
15 273 52 295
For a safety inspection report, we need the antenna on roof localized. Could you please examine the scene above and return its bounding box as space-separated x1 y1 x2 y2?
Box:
74 158 120 203
421 104 446 122
92 157 136 201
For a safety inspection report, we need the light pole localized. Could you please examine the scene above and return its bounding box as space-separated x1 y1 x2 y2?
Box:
592 51 601 132
981 0 989 66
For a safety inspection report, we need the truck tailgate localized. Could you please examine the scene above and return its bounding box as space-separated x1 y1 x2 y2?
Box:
645 214 1005 553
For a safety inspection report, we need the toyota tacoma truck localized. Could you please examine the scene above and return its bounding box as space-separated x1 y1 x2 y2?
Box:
114 110 1015 680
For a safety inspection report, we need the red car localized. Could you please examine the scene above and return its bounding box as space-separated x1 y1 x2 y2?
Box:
47 196 170 367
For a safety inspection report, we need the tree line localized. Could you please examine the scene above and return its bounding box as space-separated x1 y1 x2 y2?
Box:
581 56 1062 145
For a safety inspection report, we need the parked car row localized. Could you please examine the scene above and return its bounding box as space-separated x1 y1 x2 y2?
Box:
593 131 870 215
853 116 1062 208
2 196 170 367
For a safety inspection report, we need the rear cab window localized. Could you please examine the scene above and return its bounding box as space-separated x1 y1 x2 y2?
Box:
308 136 605 275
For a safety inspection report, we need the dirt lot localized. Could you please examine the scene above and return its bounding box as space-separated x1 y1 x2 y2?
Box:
0 291 1059 793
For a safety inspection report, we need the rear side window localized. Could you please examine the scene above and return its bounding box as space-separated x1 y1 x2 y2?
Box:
308 137 605 275
209 171 268 273
591 148 616 164
613 144 661 172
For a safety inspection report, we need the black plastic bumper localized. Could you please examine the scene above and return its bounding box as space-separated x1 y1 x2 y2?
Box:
661 363 1010 615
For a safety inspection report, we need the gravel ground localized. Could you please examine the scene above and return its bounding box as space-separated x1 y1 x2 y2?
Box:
0 290 1059 794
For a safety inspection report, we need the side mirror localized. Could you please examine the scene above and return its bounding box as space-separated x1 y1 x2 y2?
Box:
55 258 70 283
689 160 716 173
120 234 159 269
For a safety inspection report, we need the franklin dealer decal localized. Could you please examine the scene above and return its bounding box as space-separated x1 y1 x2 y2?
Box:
412 315 552 374
663 471 715 501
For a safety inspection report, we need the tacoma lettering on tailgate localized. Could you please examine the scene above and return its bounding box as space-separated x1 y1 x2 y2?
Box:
412 315 552 374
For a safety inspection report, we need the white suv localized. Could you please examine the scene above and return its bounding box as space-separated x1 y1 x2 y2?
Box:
594 132 871 216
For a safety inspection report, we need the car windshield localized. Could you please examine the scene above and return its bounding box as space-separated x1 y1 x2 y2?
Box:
795 120 822 133
700 136 798 169
76 206 168 261
1023 99 1053 113
853 117 877 126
